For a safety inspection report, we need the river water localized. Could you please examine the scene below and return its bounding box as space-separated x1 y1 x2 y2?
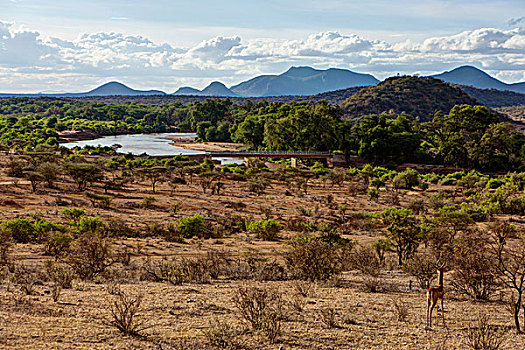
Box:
60 133 205 157
60 133 243 165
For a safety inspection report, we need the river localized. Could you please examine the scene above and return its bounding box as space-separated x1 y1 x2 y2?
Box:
60 133 243 164
60 133 204 157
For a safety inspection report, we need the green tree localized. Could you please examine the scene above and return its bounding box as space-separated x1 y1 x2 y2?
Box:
382 208 423 265
64 162 103 191
135 166 167 193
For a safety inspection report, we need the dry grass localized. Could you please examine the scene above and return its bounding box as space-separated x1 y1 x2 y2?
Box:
0 152 524 349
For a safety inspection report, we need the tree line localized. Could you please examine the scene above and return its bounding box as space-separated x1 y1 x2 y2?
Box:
1 97 523 171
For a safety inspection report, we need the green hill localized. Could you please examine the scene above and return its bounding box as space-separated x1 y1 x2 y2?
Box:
342 76 480 121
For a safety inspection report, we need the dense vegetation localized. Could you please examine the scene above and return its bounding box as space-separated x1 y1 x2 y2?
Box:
342 76 480 121
1 83 524 171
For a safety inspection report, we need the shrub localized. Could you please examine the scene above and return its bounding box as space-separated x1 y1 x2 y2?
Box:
247 176 270 196
486 178 505 189
72 215 106 235
350 245 383 292
0 229 12 268
141 258 184 285
285 234 344 281
407 198 426 215
465 313 505 350
382 208 423 265
402 253 437 290
392 168 420 190
203 318 245 349
66 230 114 280
45 261 75 289
45 231 73 257
85 192 113 209
351 245 382 277
370 178 385 189
110 291 147 336
1 218 37 243
368 188 379 201
318 307 339 328
61 208 86 220
176 215 208 238
233 286 284 343
5 158 26 177
141 196 156 209
246 219 282 240
451 230 499 300
393 299 409 322
371 238 392 264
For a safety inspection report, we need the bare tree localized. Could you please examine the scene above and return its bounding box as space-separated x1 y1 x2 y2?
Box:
492 226 525 333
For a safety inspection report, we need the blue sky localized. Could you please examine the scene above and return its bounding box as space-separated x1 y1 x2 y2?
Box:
1 0 524 92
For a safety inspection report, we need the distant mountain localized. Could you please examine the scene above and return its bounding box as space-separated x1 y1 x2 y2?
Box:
173 87 201 96
230 66 379 97
172 81 237 97
432 66 525 93
200 82 238 97
0 82 165 98
343 76 481 121
84 82 165 96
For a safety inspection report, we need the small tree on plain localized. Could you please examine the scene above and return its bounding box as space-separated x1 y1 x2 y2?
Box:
64 162 103 191
135 166 167 193
382 207 423 266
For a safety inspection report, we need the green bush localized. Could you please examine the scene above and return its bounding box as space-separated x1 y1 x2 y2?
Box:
177 215 208 238
486 178 505 189
246 219 282 241
368 188 379 201
72 216 106 235
392 168 420 189
46 231 73 256
62 208 86 220
1 218 36 243
0 217 56 243
440 178 457 186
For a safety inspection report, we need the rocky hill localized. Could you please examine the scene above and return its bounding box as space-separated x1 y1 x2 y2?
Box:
342 76 480 121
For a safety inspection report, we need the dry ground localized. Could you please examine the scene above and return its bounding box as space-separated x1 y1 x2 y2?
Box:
0 152 523 349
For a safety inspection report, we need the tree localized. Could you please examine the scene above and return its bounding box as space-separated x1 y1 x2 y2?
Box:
382 208 423 265
37 162 59 188
64 162 103 191
470 123 525 171
24 170 44 192
431 105 499 168
492 226 525 333
232 114 267 149
135 166 167 193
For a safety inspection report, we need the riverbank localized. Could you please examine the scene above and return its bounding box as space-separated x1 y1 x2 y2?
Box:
169 140 246 152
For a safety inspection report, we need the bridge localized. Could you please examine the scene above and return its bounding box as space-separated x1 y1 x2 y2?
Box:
208 150 332 159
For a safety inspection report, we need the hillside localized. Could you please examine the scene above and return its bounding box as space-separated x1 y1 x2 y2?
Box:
432 66 525 93
457 85 525 107
342 76 480 121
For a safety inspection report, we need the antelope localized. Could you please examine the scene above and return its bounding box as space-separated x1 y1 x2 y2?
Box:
426 263 448 329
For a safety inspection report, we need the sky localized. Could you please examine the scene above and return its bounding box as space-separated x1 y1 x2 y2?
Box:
0 0 524 92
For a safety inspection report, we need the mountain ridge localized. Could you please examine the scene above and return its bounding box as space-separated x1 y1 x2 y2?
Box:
229 66 379 97
432 66 525 93
1 65 525 98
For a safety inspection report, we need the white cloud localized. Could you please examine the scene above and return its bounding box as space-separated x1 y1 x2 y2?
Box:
0 21 58 67
1 21 525 92
420 27 525 53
